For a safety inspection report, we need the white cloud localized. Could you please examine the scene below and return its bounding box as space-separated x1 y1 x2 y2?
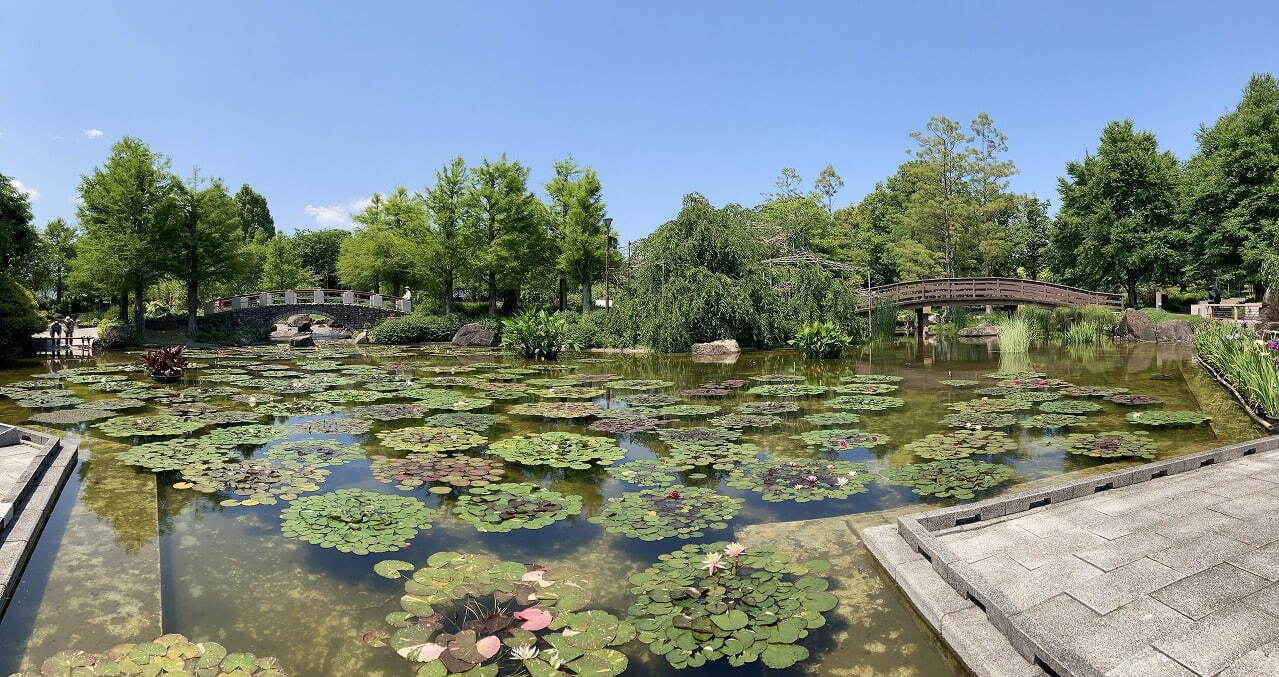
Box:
304 196 372 229
9 178 38 201
83 128 103 139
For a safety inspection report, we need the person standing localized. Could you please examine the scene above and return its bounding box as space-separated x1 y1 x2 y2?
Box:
403 286 412 301
63 315 78 347
47 317 62 351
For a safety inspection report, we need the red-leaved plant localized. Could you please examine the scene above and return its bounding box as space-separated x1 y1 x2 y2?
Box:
140 345 187 379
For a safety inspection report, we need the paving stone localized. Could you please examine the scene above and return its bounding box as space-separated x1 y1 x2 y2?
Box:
939 606 1043 677
894 559 973 626
1015 592 1102 648
999 555 1105 613
1231 541 1279 581
861 524 925 572
969 553 1032 584
1209 493 1279 521
1149 531 1253 575
1011 505 1109 538
1152 509 1246 542
1103 647 1195 676
1084 508 1170 539
1066 557 1183 614
1074 531 1176 572
1006 528 1107 569
940 522 1040 563
1214 513 1279 547
1243 583 1279 617
1151 563 1271 619
1069 596 1194 672
1219 640 1279 677
1203 477 1279 498
1151 489 1232 513
1153 605 1279 676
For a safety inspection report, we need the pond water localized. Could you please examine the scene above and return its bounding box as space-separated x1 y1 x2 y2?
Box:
0 338 1261 676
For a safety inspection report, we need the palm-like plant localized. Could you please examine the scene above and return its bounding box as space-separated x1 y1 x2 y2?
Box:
501 310 580 360
140 345 187 381
789 321 853 359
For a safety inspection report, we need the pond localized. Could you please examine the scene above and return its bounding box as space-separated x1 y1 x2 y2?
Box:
0 338 1260 676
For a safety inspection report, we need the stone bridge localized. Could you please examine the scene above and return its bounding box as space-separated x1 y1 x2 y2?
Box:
203 289 410 332
859 277 1123 311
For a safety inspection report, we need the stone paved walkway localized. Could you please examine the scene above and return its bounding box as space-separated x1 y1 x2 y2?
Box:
0 438 44 529
935 448 1279 676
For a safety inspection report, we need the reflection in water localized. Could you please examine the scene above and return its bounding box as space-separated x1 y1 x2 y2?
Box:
0 339 1263 676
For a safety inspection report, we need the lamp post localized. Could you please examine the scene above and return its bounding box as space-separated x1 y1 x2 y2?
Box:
603 218 614 313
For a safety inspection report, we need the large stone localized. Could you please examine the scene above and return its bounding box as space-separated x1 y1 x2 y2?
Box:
1261 288 1279 324
285 314 312 332
289 333 315 348
957 323 1000 337
352 331 369 345
691 339 740 356
1114 308 1156 342
1155 319 1194 344
452 323 498 347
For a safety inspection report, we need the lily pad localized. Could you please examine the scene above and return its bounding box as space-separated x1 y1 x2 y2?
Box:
1039 399 1103 414
280 488 436 553
92 414 209 438
1104 394 1164 406
422 412 500 432
1060 385 1130 397
939 411 1017 429
288 418 373 435
621 393 681 407
588 417 668 434
489 432 624 469
264 439 365 467
790 428 890 449
880 459 1016 499
201 424 289 446
506 401 602 419
746 383 827 397
370 452 504 490
254 400 340 417
452 482 583 532
377 426 487 453
708 413 782 429
12 634 290 676
589 486 741 540
727 458 872 502
117 438 240 472
657 404 721 417
654 426 741 446
940 379 980 387
1125 410 1210 427
801 411 861 426
736 400 799 415
902 429 1018 460
605 460 680 487
1058 430 1160 459
1019 413 1096 429
179 459 329 505
661 442 762 471
825 395 905 411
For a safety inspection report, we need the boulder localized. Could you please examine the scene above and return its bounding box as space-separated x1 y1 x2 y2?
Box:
957 323 1000 337
352 331 369 345
289 333 315 348
1261 287 1279 324
1114 308 1156 342
692 339 741 356
452 323 499 347
286 314 312 328
1154 319 1193 344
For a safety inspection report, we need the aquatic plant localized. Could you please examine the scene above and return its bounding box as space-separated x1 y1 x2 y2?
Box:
605 459 679 487
727 458 872 502
940 379 980 387
682 387 730 397
702 379 746 389
589 486 742 540
78 397 147 411
880 459 1016 498
506 401 602 419
948 397 1033 413
708 413 782 429
1104 393 1164 406
736 400 799 415
627 542 835 669
1004 390 1061 402
410 390 495 412
311 389 390 404
488 432 625 469
377 426 487 453
843 374 904 384
656 404 721 417
279 488 436 553
452 482 583 532
1125 410 1211 427
288 418 373 435
501 308 580 359
588 417 667 434
1193 321 1279 419
1039 399 1103 414
1060 385 1130 397
621 393 681 407
746 383 827 397
939 411 1017 429
789 320 854 358
751 374 804 382
423 412 500 431
902 430 1018 460
662 442 762 471
524 377 577 388
831 383 898 394
595 406 664 420
369 452 504 492
993 315 1032 353
790 428 889 449
177 460 328 506
92 414 209 438
263 439 364 467
801 411 862 426
609 379 675 390
8 634 291 677
202 424 289 446
367 551 630 675
254 400 339 417
348 403 426 421
536 385 605 399
1018 413 1095 429
117 438 240 472
1059 431 1159 459
983 370 1045 380
654 426 741 445
14 392 84 408
825 395 905 411
27 408 116 425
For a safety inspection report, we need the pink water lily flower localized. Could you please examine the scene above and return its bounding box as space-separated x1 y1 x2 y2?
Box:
724 542 746 558
825 464 835 470
836 440 849 449
806 475 818 482
514 607 553 631
703 552 727 575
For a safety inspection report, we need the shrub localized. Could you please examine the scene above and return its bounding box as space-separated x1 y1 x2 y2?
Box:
501 309 580 359
140 346 187 377
0 275 46 358
789 321 854 358
369 314 467 344
96 319 136 349
194 315 267 346
1194 321 1279 420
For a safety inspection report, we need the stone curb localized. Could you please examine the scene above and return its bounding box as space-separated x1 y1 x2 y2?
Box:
0 427 78 619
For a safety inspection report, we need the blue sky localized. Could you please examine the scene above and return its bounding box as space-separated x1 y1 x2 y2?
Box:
3 1 1278 243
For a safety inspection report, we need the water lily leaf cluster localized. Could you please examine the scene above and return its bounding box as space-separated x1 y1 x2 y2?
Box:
842 374 903 384
263 439 364 467
605 459 679 487
1060 385 1130 397
801 411 861 426
790 428 889 449
626 542 835 669
939 412 1016 429
608 379 674 390
661 443 761 471
736 400 799 415
589 486 742 540
825 395 905 411
948 398 1033 413
377 426 487 453
7 633 291 677
622 393 681 407
177 460 328 506
983 370 1045 380
1039 399 1103 414
1125 410 1211 426
288 418 373 435
536 385 606 399
349 403 428 421
280 488 436 553
422 412 500 431
370 452 504 491
588 417 667 434
452 482 583 532
657 404 721 417
1058 431 1160 459
746 383 827 397
488 432 625 469
1104 394 1164 405
92 414 209 438
117 438 239 472
1018 413 1095 429
880 459 1016 499
902 430 1018 460
708 413 782 429
27 408 116 425
202 424 289 446
832 383 898 395
940 379 980 387
727 458 872 502
506 401 602 419
254 400 339 417
654 426 741 446
751 374 804 383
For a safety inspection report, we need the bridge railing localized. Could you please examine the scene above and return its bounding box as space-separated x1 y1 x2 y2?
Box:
856 278 1123 309
204 289 411 315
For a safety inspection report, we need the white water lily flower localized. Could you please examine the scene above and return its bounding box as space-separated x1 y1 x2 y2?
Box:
510 644 539 661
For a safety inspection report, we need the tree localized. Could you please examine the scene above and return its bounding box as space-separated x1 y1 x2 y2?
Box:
0 173 39 285
905 116 971 277
546 158 609 312
293 229 349 289
887 238 945 280
1007 196 1051 279
259 234 316 290
172 175 243 335
772 167 804 197
337 187 426 295
813 164 845 215
73 137 179 335
466 156 544 316
235 184 275 241
1183 73 1279 296
39 218 78 305
424 157 472 314
1050 120 1184 307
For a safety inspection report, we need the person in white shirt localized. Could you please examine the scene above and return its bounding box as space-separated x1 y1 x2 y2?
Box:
403 287 412 301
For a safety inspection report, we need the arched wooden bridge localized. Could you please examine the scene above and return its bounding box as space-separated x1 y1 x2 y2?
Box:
858 278 1123 310
203 289 410 331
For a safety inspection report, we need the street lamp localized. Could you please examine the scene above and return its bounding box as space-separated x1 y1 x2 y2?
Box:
603 217 614 313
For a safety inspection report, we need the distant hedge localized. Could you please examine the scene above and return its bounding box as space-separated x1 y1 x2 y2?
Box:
369 314 501 344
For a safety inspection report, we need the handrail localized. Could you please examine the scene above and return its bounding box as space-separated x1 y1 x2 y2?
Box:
856 277 1123 309
203 289 410 314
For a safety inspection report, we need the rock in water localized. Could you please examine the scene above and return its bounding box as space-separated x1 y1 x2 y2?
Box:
1154 319 1193 344
692 339 741 355
957 323 1000 337
452 323 498 347
290 333 315 348
352 331 369 345
1114 308 1155 342
286 314 312 332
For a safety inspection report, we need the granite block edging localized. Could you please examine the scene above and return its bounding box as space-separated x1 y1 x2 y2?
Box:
888 434 1279 677
0 428 77 619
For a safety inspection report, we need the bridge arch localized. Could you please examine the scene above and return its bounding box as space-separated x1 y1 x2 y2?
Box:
203 289 409 333
857 278 1123 311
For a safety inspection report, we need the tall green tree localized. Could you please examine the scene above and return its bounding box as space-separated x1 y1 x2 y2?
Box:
259 234 316 290
337 188 427 295
235 184 275 241
1050 120 1184 307
73 137 179 334
38 218 78 305
424 157 472 314
0 173 40 285
466 156 544 316
292 229 349 289
546 158 609 312
813 164 845 215
172 175 244 335
1183 73 1279 296
905 116 971 277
